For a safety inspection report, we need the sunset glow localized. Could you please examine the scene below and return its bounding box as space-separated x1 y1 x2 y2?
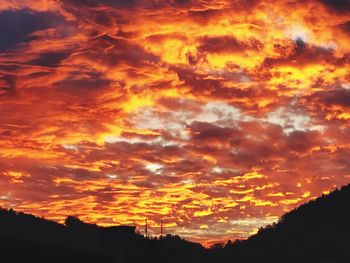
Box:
1 0 350 246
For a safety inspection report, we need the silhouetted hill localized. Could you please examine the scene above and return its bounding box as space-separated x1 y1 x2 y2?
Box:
1 184 349 263
0 234 112 263
0 207 206 263
210 184 350 263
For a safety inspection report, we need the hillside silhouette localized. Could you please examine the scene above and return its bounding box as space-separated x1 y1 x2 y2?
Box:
209 184 350 263
1 184 349 263
0 207 205 263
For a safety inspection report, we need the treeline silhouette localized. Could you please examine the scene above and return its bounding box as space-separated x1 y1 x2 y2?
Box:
0 184 349 263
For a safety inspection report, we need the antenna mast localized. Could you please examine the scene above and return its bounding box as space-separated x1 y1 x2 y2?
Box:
145 219 148 238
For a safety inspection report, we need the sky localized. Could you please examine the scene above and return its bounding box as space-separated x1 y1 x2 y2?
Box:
0 0 350 246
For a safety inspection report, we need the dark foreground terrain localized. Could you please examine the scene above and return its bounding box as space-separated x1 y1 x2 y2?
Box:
0 234 112 263
1 184 349 263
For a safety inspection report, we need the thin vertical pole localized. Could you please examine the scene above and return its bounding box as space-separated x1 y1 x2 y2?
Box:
145 219 148 238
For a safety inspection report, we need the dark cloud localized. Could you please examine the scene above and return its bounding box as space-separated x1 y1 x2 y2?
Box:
188 9 223 23
264 38 334 67
82 34 159 67
338 21 350 34
188 121 241 142
28 51 71 67
309 88 350 108
230 0 261 9
172 0 192 4
53 71 112 99
0 75 15 98
0 9 65 52
186 51 207 65
286 130 321 153
320 0 350 13
61 0 139 8
172 65 279 113
198 35 261 54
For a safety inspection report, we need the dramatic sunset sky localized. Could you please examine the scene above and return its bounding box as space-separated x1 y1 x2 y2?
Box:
0 0 350 245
